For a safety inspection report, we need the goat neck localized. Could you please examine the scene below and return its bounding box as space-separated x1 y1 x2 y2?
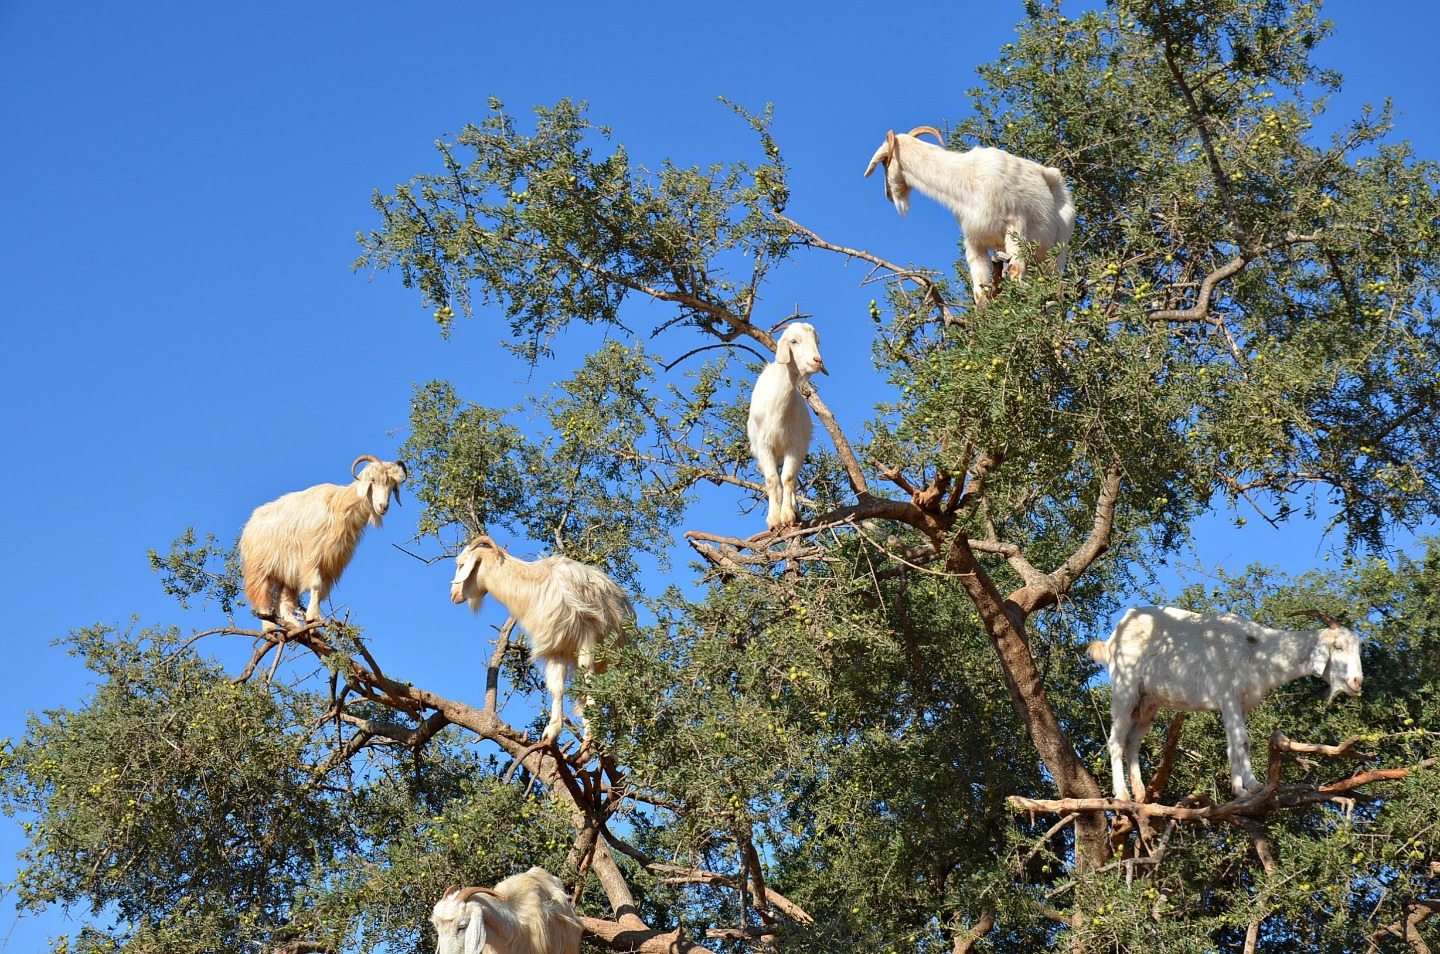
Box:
1248 628 1321 690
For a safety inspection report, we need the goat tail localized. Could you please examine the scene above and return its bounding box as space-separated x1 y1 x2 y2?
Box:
1085 639 1111 667
241 554 272 616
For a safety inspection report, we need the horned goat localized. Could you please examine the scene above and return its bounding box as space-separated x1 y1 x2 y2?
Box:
1087 606 1365 801
450 535 635 745
746 321 828 531
240 455 408 630
431 867 583 954
864 126 1076 305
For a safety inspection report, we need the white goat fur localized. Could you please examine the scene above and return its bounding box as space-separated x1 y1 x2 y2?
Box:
1087 607 1365 801
450 535 635 745
431 867 583 954
746 322 828 531
240 455 408 630
864 127 1076 305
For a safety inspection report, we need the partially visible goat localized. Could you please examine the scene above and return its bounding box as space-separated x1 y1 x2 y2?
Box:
747 322 828 531
450 536 635 745
864 126 1076 305
431 867 583 954
1087 607 1365 801
240 455 408 630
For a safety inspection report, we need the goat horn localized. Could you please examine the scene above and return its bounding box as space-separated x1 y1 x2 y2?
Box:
351 454 380 478
446 886 504 903
906 125 945 145
1289 608 1342 629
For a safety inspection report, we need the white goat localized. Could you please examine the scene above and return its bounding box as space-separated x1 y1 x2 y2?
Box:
746 322 828 531
450 535 635 745
240 455 408 630
864 126 1076 305
431 867 583 954
1087 607 1365 801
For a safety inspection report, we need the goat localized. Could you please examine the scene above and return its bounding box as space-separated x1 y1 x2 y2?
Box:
864 126 1076 305
746 322 828 531
450 535 635 745
240 455 408 630
431 867 583 954
1087 607 1365 801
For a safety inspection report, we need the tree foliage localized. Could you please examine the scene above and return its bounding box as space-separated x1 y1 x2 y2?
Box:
7 2 1440 952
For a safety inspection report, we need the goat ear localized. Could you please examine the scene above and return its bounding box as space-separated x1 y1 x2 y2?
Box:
1309 631 1334 678
864 130 896 178
453 547 482 582
772 331 794 364
462 903 488 954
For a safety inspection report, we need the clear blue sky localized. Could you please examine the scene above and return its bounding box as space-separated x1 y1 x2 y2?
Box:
1 1 1435 948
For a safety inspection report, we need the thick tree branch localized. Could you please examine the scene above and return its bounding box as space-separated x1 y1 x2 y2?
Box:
1012 730 1426 822
941 529 1111 868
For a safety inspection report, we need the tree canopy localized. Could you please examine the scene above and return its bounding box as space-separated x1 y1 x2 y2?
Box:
6 1 1439 952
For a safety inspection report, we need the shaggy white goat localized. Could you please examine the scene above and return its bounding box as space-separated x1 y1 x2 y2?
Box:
747 322 828 531
1087 607 1365 801
450 535 635 745
864 126 1076 305
240 455 408 630
431 867 583 954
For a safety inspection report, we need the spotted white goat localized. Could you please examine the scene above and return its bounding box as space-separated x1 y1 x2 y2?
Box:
431 867 583 954
864 126 1076 304
1087 607 1365 801
450 535 635 745
747 322 827 531
240 455 408 630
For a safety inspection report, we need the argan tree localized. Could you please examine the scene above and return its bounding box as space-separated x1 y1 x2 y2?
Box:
5 1 1439 952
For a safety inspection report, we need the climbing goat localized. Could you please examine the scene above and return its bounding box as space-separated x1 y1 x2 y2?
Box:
240 455 408 630
450 535 635 745
747 322 827 531
864 126 1075 304
1087 607 1365 801
431 867 583 954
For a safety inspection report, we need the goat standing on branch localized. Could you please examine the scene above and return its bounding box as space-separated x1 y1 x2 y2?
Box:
431 867 583 954
1088 607 1365 801
240 455 408 630
450 535 635 746
747 321 827 532
864 126 1075 305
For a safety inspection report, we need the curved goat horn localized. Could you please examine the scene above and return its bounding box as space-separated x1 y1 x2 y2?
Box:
351 454 379 479
1289 608 1342 629
447 886 504 903
906 125 946 145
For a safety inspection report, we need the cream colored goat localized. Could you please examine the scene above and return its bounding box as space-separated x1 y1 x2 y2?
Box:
1088 607 1365 800
864 126 1075 304
240 455 407 630
431 867 582 954
747 322 827 531
450 535 635 745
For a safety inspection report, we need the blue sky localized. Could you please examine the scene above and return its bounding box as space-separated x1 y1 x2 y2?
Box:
1 1 1436 948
